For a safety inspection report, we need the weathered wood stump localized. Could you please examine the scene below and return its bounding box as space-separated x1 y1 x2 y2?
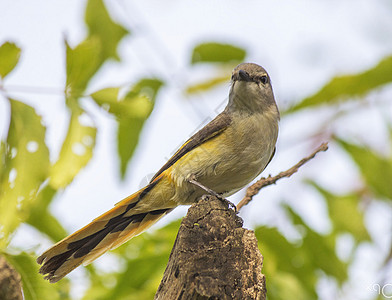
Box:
0 256 23 300
155 195 266 300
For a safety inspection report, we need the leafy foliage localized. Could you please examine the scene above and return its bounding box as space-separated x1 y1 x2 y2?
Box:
191 42 246 64
308 181 370 243
85 0 129 62
4 252 70 300
185 42 246 94
65 38 102 98
0 42 21 79
0 99 50 249
26 185 67 242
337 139 392 200
287 55 392 113
50 103 97 189
0 0 164 298
91 78 164 177
66 0 129 98
256 203 349 300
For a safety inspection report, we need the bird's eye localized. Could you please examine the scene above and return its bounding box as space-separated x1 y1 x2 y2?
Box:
259 75 268 84
231 74 235 81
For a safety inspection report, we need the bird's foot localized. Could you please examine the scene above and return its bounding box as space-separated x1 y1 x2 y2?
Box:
188 175 237 213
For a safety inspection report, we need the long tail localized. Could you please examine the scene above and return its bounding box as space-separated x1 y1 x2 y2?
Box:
37 178 174 283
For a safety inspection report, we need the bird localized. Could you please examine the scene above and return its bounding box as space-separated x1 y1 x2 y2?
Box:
37 62 280 283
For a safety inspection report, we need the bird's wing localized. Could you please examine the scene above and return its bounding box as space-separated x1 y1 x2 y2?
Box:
150 111 232 182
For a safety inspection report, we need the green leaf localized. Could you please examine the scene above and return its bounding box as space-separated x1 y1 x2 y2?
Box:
85 0 129 61
91 87 153 118
0 140 5 177
65 38 102 97
90 87 120 112
308 181 370 243
118 79 163 178
255 205 348 299
25 185 67 242
50 103 96 189
255 226 317 299
267 271 316 300
66 0 129 98
91 79 163 178
287 55 392 113
117 118 144 178
0 42 21 78
0 100 50 248
191 42 246 64
185 74 230 94
337 139 392 199
283 205 348 283
3 252 70 300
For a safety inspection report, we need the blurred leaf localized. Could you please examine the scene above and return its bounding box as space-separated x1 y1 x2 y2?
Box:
0 99 50 248
118 79 163 178
256 205 348 300
0 140 5 176
82 219 180 300
337 139 392 199
4 252 70 300
66 0 128 98
284 205 348 283
127 78 164 101
117 118 144 179
268 271 316 300
287 55 392 113
65 37 101 97
191 42 246 64
50 103 96 189
91 78 163 178
0 42 21 78
91 87 120 112
308 181 370 243
26 185 67 242
91 87 153 118
255 226 317 300
85 0 129 61
185 74 229 94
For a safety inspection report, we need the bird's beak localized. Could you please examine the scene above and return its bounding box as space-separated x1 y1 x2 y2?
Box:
238 70 251 82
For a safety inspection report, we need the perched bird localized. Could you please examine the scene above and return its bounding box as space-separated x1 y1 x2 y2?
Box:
37 62 280 283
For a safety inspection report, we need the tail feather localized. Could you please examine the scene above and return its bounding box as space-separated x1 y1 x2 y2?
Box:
37 180 173 283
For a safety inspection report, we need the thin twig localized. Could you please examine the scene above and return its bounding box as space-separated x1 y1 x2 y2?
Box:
0 84 65 96
237 142 329 211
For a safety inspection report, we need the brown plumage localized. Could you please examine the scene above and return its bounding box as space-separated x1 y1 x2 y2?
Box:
37 63 280 283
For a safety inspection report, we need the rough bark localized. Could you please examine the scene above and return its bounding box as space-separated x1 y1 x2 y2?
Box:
155 195 266 300
0 255 23 300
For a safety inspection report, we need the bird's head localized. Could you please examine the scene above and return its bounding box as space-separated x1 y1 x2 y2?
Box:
228 63 277 114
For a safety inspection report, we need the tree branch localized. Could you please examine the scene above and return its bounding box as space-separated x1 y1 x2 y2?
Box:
237 142 329 211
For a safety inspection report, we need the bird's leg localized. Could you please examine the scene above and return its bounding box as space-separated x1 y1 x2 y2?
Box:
188 175 237 212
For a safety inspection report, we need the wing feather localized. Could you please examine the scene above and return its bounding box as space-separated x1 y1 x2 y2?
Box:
150 111 232 182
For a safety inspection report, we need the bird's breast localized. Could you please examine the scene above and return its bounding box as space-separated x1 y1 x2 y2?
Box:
170 109 278 204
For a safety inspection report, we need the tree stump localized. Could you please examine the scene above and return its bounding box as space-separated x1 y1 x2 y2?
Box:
0 255 23 300
155 195 266 300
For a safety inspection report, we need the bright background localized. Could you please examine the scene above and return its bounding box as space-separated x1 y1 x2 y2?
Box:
1 1 392 299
